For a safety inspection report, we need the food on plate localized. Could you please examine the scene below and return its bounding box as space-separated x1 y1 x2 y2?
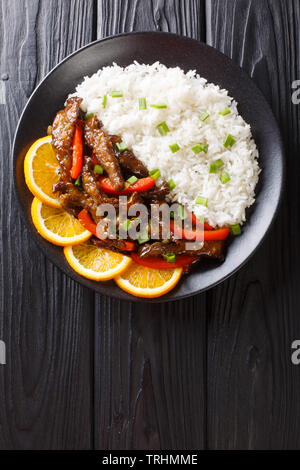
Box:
64 242 132 281
31 197 92 246
115 262 183 299
24 62 260 298
24 136 61 207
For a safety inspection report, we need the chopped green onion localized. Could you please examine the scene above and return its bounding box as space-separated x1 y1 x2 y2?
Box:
111 90 123 98
157 121 170 136
196 196 208 206
168 179 176 190
121 219 131 231
74 176 82 187
197 215 205 224
149 168 161 180
127 175 138 185
192 143 208 154
163 253 176 263
102 94 107 108
169 143 180 153
84 113 94 120
224 134 236 148
150 103 167 109
209 159 224 173
170 211 175 219
116 141 128 152
138 97 147 110
94 164 103 175
200 112 210 121
230 224 241 236
138 230 150 244
219 108 231 116
177 205 188 220
220 172 230 184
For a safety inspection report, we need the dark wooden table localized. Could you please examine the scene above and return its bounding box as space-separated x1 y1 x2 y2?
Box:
0 0 299 450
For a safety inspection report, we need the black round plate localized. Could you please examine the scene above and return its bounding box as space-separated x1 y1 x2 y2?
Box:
13 32 284 302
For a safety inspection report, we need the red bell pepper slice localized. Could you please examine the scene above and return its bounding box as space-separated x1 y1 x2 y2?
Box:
187 210 213 230
131 252 197 270
71 121 83 179
78 209 135 251
170 220 230 241
99 176 155 195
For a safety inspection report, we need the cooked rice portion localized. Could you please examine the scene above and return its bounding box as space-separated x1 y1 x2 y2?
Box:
73 62 260 227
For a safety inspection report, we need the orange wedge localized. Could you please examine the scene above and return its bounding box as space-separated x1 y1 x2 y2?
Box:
24 135 61 208
115 262 182 298
64 242 132 281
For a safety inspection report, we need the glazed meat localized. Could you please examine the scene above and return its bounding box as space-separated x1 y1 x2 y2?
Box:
138 240 225 261
143 181 170 202
84 116 124 191
81 156 119 207
58 182 98 222
110 135 148 178
52 97 82 180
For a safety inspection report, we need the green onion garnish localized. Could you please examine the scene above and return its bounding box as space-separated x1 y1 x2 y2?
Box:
111 90 123 98
230 224 241 236
127 175 138 185
102 94 107 108
84 113 94 120
169 143 180 153
94 164 103 175
170 211 175 219
138 230 150 245
224 134 236 148
149 169 161 180
139 97 147 110
200 112 210 121
192 143 208 154
197 215 205 224
220 172 230 184
163 253 176 263
116 141 128 152
196 196 208 206
219 108 231 116
121 219 131 231
209 159 224 173
168 179 176 190
150 103 167 109
74 176 82 187
157 121 170 136
177 205 188 220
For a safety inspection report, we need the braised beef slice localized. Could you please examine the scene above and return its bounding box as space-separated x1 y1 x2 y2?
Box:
84 116 124 191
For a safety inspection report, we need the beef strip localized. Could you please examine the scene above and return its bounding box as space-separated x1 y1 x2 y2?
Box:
91 236 136 253
143 181 170 202
58 182 99 222
52 97 82 181
137 240 225 261
81 155 119 207
84 116 124 191
109 135 148 178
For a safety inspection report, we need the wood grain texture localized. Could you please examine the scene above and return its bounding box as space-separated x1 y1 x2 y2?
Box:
206 0 300 449
94 0 207 450
0 0 95 449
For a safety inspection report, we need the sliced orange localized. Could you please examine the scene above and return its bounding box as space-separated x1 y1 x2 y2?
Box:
64 242 132 281
31 197 92 246
115 262 182 298
24 135 61 208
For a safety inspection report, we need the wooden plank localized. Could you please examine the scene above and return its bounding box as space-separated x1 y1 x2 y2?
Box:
94 0 207 450
206 0 300 449
0 0 95 449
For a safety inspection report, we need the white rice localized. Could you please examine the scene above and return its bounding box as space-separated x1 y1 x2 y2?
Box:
73 62 260 227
